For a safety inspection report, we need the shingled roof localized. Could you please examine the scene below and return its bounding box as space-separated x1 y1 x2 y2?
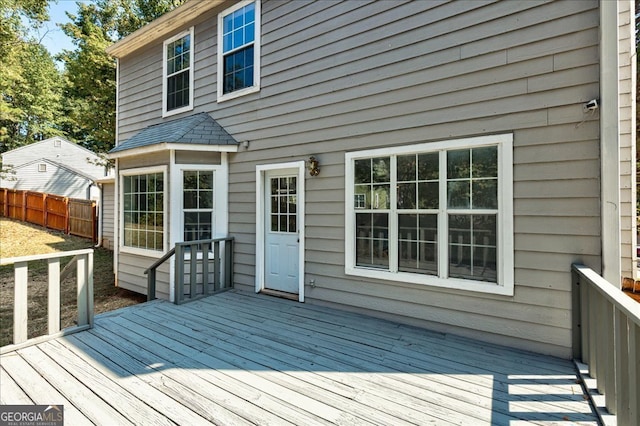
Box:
110 112 238 154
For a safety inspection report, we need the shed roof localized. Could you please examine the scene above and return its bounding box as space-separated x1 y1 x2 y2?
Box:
109 113 238 155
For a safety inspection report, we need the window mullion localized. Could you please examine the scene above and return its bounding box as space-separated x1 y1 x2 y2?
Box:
438 150 448 279
389 156 398 273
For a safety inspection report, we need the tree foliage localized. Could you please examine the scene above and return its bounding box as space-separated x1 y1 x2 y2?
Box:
59 0 186 153
0 0 60 152
0 0 185 158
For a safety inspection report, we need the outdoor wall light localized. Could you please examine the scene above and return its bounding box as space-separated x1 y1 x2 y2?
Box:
308 156 320 176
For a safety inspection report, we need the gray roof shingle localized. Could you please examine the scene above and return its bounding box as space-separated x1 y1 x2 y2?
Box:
109 113 238 153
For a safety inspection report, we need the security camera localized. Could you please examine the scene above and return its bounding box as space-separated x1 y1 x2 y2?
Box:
584 99 598 112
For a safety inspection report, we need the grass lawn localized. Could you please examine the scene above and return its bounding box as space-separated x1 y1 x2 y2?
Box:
0 217 146 347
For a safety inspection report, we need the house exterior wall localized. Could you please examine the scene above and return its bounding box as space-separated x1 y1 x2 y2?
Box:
101 181 115 250
115 0 607 357
2 137 106 181
2 161 94 199
618 0 637 279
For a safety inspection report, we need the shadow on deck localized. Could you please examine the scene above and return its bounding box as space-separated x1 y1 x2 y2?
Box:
1 290 599 425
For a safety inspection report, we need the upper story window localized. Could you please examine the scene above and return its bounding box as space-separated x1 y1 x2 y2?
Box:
38 163 46 172
217 0 261 102
345 134 514 296
163 28 194 117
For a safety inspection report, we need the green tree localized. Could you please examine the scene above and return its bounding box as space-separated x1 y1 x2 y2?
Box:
0 0 59 152
59 0 186 153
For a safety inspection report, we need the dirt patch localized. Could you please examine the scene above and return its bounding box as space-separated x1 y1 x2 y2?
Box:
0 217 145 347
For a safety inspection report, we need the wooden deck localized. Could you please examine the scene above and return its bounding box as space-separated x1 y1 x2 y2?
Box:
0 290 599 425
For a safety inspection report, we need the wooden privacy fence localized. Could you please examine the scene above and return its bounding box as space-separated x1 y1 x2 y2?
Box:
0 188 97 242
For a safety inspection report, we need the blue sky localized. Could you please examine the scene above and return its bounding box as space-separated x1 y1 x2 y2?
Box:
38 1 93 58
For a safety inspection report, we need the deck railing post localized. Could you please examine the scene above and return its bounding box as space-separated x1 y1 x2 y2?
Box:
76 254 88 327
189 243 197 300
13 262 28 344
225 239 233 289
603 301 615 412
175 244 184 304
202 242 209 294
214 241 221 291
630 324 639 425
615 309 629 423
47 258 61 334
147 269 156 301
572 267 582 360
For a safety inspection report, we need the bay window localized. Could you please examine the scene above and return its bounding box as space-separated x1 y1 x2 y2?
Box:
345 134 513 295
121 167 166 254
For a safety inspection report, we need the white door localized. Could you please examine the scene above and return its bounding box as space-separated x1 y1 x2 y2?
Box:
264 172 299 294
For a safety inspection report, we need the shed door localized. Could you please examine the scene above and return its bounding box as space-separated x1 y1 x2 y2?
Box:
264 172 299 294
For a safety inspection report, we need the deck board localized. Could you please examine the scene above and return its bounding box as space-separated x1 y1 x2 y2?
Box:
0 290 599 425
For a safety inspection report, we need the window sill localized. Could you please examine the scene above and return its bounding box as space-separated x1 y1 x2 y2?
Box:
345 266 514 296
217 85 260 103
120 246 165 258
162 104 193 118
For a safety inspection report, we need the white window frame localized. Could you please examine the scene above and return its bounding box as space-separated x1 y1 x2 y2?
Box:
119 165 168 257
170 161 229 259
162 27 194 117
38 163 47 172
217 0 261 103
345 134 514 296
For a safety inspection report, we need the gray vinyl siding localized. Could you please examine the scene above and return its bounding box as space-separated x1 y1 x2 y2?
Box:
3 162 93 199
2 138 106 182
101 182 115 250
117 252 170 298
116 0 603 357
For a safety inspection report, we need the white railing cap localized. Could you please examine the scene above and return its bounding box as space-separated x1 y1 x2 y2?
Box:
0 248 94 266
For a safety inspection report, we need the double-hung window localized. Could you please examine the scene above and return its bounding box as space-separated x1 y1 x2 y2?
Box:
217 0 260 101
163 28 194 117
345 134 514 295
121 167 166 254
183 170 214 242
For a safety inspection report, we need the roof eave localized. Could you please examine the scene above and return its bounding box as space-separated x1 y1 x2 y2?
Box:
108 142 239 159
106 0 229 58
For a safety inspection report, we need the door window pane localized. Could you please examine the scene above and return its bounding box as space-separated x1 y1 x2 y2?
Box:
270 176 297 233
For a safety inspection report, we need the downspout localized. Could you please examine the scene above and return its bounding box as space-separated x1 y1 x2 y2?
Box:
600 0 621 285
113 58 120 279
94 182 103 248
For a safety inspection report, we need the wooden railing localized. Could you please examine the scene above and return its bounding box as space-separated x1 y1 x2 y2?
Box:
145 237 234 304
0 249 94 354
572 264 640 426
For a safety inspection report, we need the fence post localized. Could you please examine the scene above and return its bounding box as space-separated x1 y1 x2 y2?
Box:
21 190 26 222
64 197 69 234
43 192 48 228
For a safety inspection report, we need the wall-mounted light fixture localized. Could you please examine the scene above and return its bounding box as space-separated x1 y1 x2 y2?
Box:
242 140 250 150
308 156 320 176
